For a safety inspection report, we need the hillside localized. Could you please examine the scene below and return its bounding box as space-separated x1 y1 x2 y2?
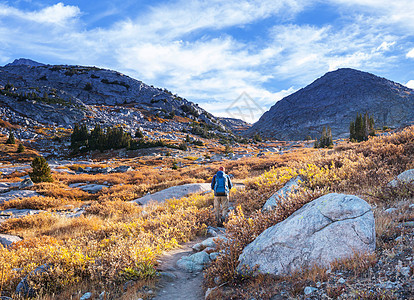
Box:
246 68 414 140
0 59 231 147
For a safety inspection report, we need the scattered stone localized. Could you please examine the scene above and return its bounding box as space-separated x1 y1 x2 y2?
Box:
338 278 346 284
384 208 397 214
111 165 133 173
192 237 218 252
401 221 414 228
18 178 34 189
159 272 177 282
304 286 318 295
16 264 49 297
400 267 410 277
238 193 375 276
262 176 303 211
176 251 211 272
0 208 44 219
80 292 92 300
388 169 414 187
79 184 108 194
205 287 217 299
0 233 22 247
0 190 41 204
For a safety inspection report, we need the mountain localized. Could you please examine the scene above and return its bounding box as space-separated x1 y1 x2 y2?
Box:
5 58 45 67
218 117 251 135
0 59 228 138
246 68 414 140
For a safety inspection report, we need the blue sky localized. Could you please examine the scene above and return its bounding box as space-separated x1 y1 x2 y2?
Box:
1 0 414 123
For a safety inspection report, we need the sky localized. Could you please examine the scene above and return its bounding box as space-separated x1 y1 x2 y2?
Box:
1 0 414 123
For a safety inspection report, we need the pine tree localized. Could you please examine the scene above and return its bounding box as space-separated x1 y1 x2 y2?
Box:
135 128 144 139
17 143 25 153
29 156 53 183
5 131 15 144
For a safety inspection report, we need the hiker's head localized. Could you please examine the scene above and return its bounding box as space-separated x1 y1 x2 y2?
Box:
219 166 225 172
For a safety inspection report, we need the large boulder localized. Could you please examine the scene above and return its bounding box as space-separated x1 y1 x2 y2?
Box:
238 193 375 276
131 183 211 205
388 169 414 187
262 176 303 211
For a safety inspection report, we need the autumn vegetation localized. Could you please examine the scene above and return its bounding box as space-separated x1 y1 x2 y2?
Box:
0 126 413 299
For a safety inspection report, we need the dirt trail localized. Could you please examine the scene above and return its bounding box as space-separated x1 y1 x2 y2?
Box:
152 237 206 300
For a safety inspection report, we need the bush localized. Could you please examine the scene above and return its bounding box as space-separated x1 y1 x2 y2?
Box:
29 156 53 183
17 143 25 153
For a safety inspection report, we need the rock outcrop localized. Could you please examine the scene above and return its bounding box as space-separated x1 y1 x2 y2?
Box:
238 193 375 276
246 68 414 140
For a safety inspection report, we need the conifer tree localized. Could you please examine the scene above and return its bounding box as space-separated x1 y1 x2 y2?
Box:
5 131 15 144
17 143 25 153
350 112 375 142
314 126 333 148
29 156 53 183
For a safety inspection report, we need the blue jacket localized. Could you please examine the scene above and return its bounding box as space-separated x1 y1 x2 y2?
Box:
211 171 233 196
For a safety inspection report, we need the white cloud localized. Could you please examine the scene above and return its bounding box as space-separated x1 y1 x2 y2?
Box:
407 48 414 58
0 2 80 26
0 0 412 121
406 80 414 89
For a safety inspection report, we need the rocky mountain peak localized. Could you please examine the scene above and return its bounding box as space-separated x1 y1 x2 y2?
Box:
246 68 414 140
5 58 45 67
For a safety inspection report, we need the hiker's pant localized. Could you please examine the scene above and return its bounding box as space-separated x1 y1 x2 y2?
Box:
214 195 229 223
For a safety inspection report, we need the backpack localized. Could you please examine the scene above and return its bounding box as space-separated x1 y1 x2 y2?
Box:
214 171 229 196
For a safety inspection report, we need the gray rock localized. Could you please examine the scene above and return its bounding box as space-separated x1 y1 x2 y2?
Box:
159 272 177 282
111 165 133 173
16 264 49 297
384 208 398 214
0 208 44 219
176 251 211 272
209 252 219 260
338 278 346 284
304 287 318 295
388 169 414 187
132 183 211 205
192 237 218 252
238 193 375 276
19 178 34 189
205 287 217 299
262 176 303 211
0 233 22 247
400 267 410 277
79 184 108 194
80 292 92 300
0 190 41 204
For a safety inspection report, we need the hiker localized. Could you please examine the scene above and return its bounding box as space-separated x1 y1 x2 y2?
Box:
211 166 233 225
